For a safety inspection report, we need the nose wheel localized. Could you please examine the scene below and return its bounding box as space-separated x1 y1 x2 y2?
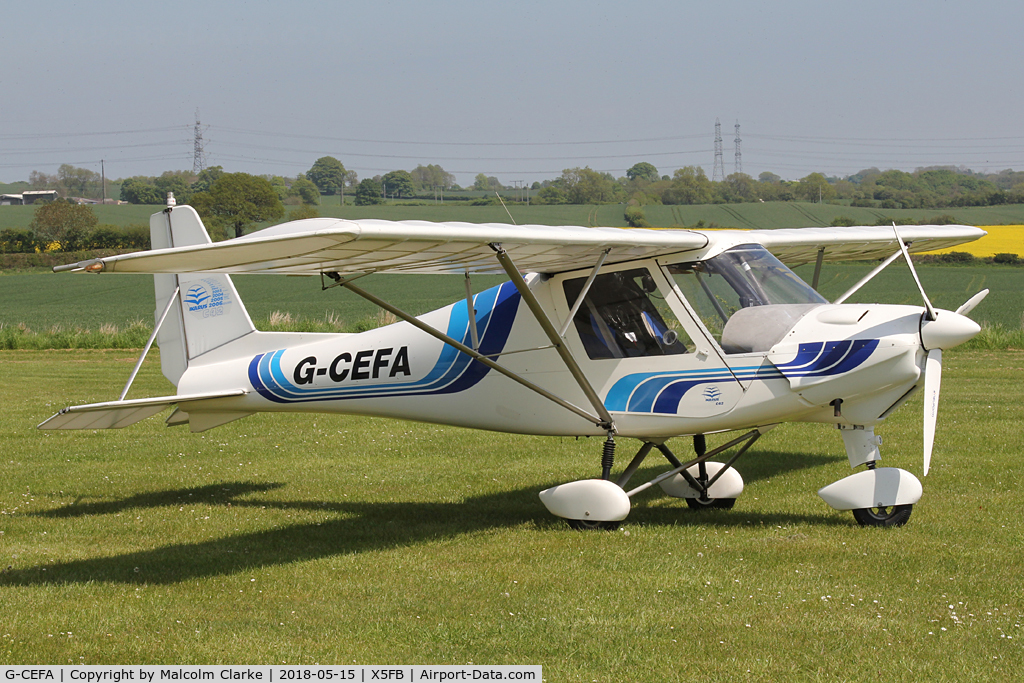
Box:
852 504 913 527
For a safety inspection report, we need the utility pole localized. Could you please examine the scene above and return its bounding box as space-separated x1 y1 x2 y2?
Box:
101 159 106 203
511 180 526 202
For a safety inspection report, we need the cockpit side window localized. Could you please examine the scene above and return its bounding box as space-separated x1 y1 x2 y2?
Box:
563 268 690 360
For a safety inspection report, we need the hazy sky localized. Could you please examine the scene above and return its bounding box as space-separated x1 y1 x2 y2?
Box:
3 0 1022 186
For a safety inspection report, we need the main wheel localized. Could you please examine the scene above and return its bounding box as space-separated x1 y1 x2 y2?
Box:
685 496 736 510
566 519 621 531
852 504 913 527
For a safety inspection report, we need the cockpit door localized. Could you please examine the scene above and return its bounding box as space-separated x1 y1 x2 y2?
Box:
553 262 743 419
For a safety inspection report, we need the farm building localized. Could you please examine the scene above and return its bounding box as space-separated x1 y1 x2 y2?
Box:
22 190 59 204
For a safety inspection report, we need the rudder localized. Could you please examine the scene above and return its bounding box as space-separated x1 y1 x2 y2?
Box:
151 205 256 386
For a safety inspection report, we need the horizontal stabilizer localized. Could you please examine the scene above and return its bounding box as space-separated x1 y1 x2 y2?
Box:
37 390 247 430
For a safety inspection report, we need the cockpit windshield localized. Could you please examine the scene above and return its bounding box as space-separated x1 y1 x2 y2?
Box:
665 244 826 354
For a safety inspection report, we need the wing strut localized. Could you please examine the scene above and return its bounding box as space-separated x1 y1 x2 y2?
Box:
331 275 609 429
811 247 825 290
464 273 480 350
490 244 616 432
558 248 610 338
833 249 903 304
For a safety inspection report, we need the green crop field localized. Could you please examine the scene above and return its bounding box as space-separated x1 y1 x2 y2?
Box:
2 263 1021 339
0 272 507 333
1 349 1023 678
792 262 1024 329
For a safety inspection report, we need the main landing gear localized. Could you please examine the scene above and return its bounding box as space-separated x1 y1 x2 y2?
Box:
541 423 926 529
539 427 773 530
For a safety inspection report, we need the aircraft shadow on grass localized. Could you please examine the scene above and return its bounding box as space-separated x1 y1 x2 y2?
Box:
2 449 844 587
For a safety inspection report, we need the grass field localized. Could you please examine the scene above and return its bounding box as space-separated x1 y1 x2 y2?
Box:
1 349 1023 678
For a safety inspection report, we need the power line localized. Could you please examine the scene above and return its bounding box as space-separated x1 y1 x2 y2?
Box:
1 140 190 156
0 126 190 140
207 138 712 162
213 126 710 147
745 132 1024 144
4 119 1023 181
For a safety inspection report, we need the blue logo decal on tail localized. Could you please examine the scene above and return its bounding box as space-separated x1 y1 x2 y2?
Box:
183 278 233 317
184 285 210 307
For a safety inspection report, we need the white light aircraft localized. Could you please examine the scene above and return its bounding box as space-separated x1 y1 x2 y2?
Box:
41 197 989 528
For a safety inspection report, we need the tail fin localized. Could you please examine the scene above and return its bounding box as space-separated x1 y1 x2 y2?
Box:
151 206 256 386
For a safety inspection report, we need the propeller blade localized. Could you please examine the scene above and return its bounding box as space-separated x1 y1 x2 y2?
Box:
923 348 942 476
892 223 937 321
956 288 989 316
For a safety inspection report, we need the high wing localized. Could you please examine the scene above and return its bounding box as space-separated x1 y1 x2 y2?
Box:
743 225 987 267
59 218 709 276
56 213 985 276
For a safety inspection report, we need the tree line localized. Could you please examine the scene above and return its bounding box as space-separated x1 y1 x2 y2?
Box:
5 158 1024 254
15 156 1024 214
531 164 1024 209
0 200 149 253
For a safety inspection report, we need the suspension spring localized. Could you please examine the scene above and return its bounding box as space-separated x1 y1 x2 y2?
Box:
601 434 616 480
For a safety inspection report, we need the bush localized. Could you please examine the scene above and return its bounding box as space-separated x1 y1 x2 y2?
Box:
87 226 124 249
354 179 384 206
28 199 98 250
288 205 320 221
874 216 916 226
939 251 975 263
624 205 651 227
121 224 151 250
830 216 856 227
993 252 1020 264
0 228 41 253
119 177 165 204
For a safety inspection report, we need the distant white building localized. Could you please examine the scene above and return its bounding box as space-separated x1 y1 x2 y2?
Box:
0 194 23 205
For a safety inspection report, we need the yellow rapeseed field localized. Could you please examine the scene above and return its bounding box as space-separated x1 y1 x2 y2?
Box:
924 225 1024 256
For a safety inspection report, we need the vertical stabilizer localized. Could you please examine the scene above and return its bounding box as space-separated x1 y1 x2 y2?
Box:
150 206 256 386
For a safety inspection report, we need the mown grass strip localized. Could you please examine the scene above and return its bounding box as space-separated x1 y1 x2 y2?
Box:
1 349 1023 677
